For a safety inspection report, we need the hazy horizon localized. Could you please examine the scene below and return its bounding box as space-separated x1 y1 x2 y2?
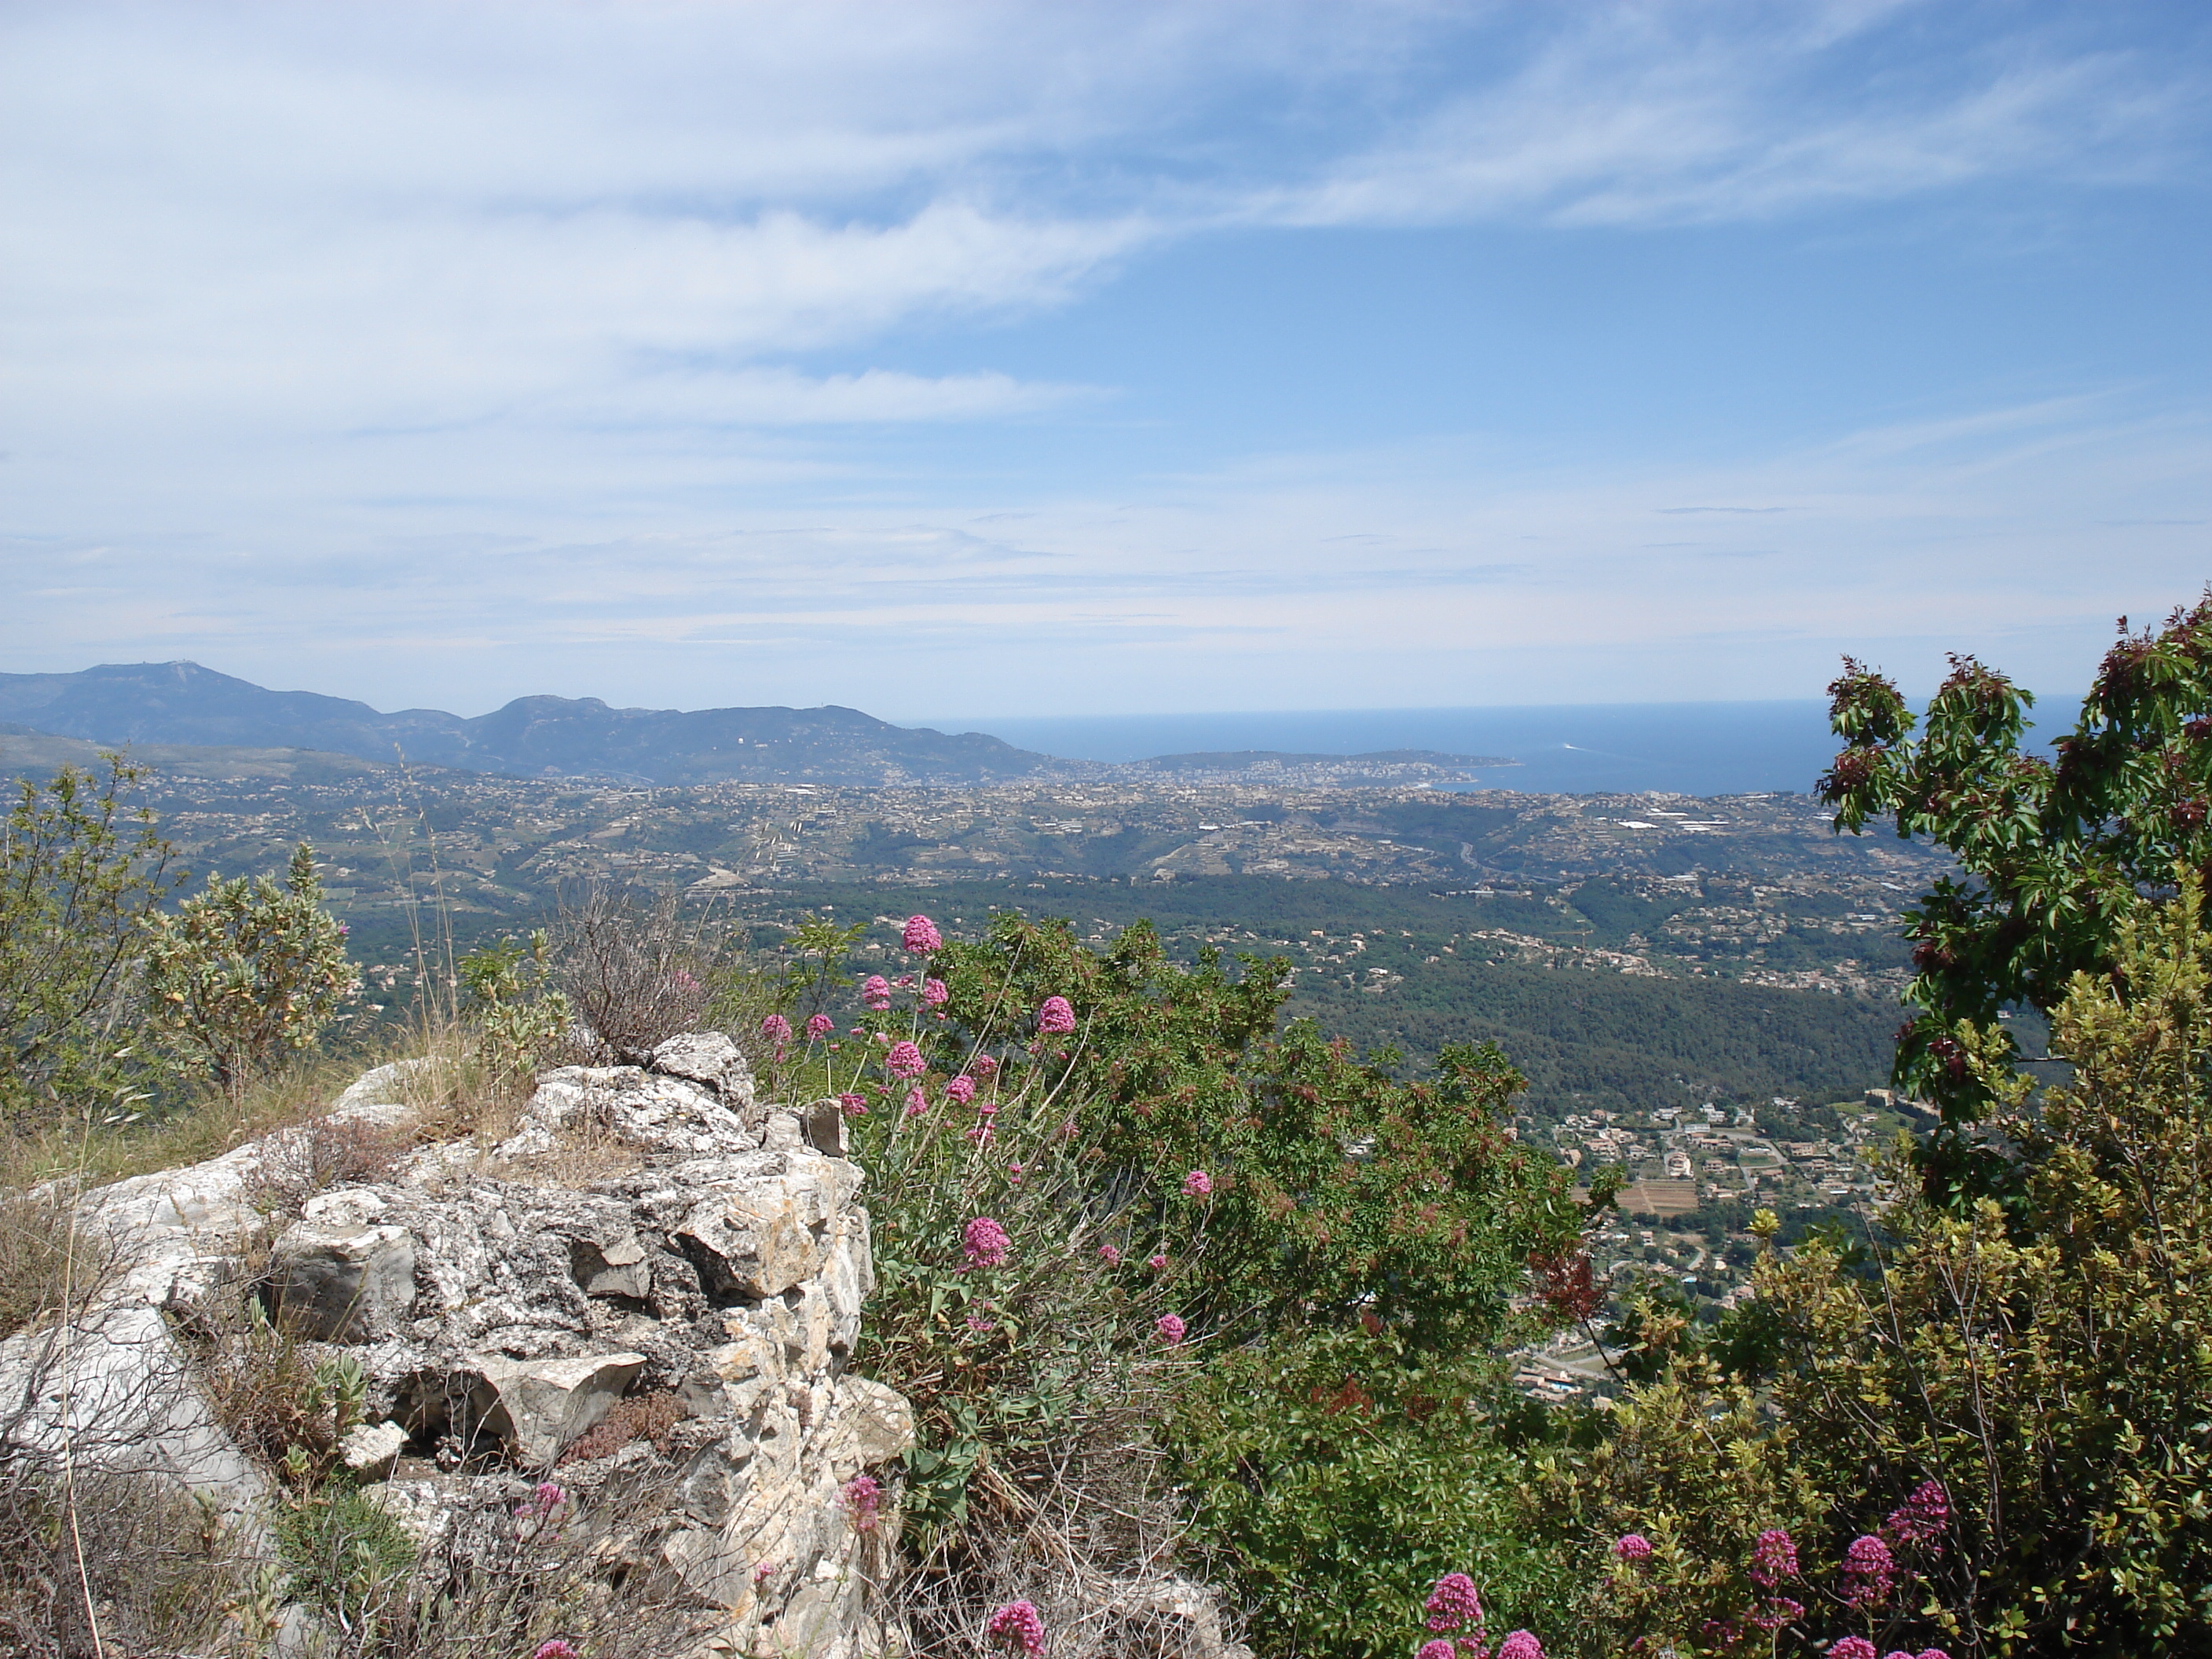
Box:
6 3 2206 718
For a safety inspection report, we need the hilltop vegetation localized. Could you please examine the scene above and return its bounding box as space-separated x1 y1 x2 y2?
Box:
8 607 2212 1655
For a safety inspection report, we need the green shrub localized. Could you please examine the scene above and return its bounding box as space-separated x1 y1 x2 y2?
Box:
0 753 178 1124
774 908 1594 1650
1540 880 2212 1656
142 842 357 1097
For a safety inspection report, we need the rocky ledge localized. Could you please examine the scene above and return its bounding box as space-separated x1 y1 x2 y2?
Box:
0 1034 913 1658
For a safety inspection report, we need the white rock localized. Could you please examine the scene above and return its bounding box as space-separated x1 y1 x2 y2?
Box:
338 1419 408 1481
456 1350 647 1467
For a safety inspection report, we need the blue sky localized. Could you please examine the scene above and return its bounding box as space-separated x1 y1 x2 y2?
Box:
3 1 2207 720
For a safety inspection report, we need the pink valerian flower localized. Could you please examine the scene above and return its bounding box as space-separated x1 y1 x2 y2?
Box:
966 1313 995 1334
1155 1313 1187 1345
905 1088 929 1118
1419 1643 1458 1659
1005 1161 1025 1184
887 1041 926 1079
963 1217 1011 1269
842 1474 883 1533
806 1013 835 1041
903 914 943 954
1147 1253 1169 1271
972 1054 998 1077
1038 996 1075 1034
1423 1573 1482 1632
945 1075 977 1104
1828 1641 1877 1659
1840 1533 1896 1609
1698 1623 1738 1651
533 1643 580 1659
987 1600 1045 1655
514 1481 566 1519
862 975 892 1010
1748 1528 1799 1588
922 977 949 1006
1495 1634 1544 1659
1097 1244 1121 1265
965 1120 995 1144
1884 1480 1951 1548
895 975 915 988
1181 1170 1214 1197
760 1014 792 1045
1749 1597 1804 1632
1612 1533 1653 1562
838 1092 869 1117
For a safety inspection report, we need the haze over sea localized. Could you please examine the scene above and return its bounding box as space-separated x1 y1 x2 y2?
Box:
932 697 2085 799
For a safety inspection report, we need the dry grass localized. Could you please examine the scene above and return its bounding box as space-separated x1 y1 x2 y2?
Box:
0 1466 257 1659
0 1186 78 1342
886 1426 1235 1659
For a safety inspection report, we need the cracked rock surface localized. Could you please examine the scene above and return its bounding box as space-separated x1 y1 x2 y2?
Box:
4 1033 913 1659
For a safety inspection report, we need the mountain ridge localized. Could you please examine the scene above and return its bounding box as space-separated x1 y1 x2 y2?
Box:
0 661 1053 787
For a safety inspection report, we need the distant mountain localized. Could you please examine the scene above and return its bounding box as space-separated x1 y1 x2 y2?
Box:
0 662 1054 786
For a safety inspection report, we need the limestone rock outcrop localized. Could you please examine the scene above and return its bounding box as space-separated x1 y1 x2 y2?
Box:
0 1033 910 1658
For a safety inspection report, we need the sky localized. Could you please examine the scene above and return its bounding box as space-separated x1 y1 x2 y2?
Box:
4 0 2209 723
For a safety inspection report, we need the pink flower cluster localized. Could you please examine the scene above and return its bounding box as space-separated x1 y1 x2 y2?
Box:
760 1014 792 1044
903 914 943 954
862 975 892 1011
1181 1170 1213 1197
1155 1313 1186 1345
842 1474 882 1533
533 1643 580 1659
946 1075 977 1105
1496 1633 1543 1659
972 1054 998 1077
837 1092 869 1117
1423 1573 1482 1632
923 977 949 1006
1611 1533 1652 1562
987 1600 1045 1655
887 1041 926 1079
1417 1642 1456 1659
1840 1533 1896 1610
1884 1480 1951 1548
1834 1644 1950 1659
1748 1527 1799 1588
964 1216 1011 1269
807 1013 835 1041
1038 995 1075 1035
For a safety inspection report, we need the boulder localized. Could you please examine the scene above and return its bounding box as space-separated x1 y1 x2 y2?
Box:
650 1032 759 1113
442 1351 647 1467
268 1196 417 1342
337 1419 408 1481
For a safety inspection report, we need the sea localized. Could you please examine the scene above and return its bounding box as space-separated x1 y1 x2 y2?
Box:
914 701 1847 798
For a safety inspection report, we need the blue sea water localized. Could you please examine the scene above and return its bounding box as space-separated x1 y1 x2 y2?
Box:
920 701 1849 798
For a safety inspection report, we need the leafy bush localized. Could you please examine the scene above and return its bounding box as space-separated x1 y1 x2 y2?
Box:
769 908 1591 1653
142 841 358 1097
458 927 573 1079
0 754 178 1125
1540 881 2212 1655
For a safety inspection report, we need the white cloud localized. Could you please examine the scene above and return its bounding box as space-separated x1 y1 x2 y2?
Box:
1 0 2204 717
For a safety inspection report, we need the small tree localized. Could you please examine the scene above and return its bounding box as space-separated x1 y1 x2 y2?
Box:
1544 881 2212 1656
0 753 178 1125
1822 592 2212 1198
143 844 357 1096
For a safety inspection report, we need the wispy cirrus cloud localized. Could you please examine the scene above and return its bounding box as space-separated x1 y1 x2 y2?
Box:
2 1 2206 717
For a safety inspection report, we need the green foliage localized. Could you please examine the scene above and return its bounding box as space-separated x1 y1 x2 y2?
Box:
459 928 573 1077
1544 881 2212 1655
788 909 1589 1644
0 753 178 1123
143 843 357 1095
1821 595 2212 1190
274 1481 418 1635
1173 1328 1576 1659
